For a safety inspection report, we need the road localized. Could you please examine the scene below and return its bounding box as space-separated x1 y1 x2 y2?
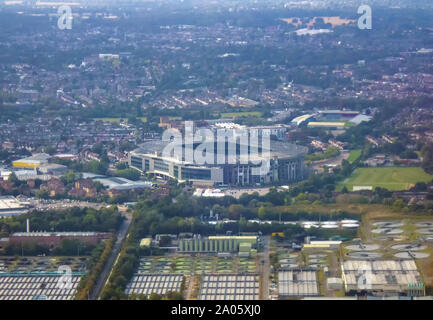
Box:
259 236 271 300
311 150 350 173
89 213 132 300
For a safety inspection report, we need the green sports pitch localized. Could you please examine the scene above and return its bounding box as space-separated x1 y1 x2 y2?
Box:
337 167 433 191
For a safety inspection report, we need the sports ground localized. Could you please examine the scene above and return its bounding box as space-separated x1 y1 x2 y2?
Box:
337 167 433 191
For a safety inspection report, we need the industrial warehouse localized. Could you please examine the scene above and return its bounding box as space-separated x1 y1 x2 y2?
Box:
0 196 29 217
341 260 425 296
178 236 258 257
124 216 433 300
278 269 319 298
129 135 307 186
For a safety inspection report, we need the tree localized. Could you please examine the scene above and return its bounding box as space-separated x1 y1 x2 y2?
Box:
114 168 141 181
413 182 427 192
129 293 148 300
35 189 50 199
63 171 79 184
8 172 19 185
42 145 57 155
393 199 405 210
92 143 104 155
149 292 162 300
115 162 128 170
163 291 184 300
258 206 266 220
400 150 418 160
421 143 433 173
85 160 108 175
228 204 244 220
211 204 225 218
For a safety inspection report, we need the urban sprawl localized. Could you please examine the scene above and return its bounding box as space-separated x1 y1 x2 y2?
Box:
0 0 433 301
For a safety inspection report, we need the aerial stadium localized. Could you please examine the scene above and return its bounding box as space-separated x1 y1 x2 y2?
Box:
128 133 308 186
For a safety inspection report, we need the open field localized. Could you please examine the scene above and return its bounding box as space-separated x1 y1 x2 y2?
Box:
272 203 378 216
347 150 361 163
337 167 433 191
93 117 147 123
214 112 263 119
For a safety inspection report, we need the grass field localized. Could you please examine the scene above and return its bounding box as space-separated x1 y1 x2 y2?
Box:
337 167 433 191
214 112 263 118
347 150 361 163
93 117 147 123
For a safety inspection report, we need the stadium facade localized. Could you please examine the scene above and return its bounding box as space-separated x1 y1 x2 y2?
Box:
128 132 308 186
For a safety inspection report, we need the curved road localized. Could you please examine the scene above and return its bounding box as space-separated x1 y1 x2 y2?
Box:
311 150 349 173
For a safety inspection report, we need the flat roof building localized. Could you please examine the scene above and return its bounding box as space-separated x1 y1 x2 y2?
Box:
178 235 258 254
0 196 29 217
139 238 152 247
12 153 50 168
93 177 152 191
278 269 319 298
38 163 68 176
8 231 111 248
303 240 342 249
341 259 425 296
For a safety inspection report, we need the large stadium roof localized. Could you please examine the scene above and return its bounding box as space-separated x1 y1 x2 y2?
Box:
133 139 308 162
291 114 315 126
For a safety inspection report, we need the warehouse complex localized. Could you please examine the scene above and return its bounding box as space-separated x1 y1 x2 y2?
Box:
12 153 50 169
8 231 111 248
341 260 425 296
129 138 307 186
